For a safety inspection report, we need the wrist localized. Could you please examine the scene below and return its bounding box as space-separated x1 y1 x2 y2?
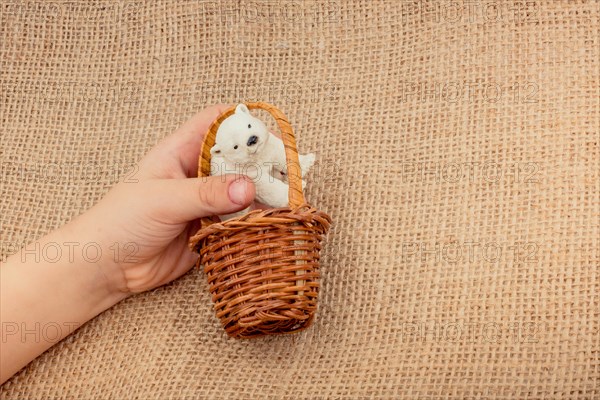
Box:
49 218 132 308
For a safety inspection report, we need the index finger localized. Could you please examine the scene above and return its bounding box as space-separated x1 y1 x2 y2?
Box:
173 104 232 176
136 104 231 179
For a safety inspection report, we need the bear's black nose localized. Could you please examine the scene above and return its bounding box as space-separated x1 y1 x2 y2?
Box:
247 135 258 146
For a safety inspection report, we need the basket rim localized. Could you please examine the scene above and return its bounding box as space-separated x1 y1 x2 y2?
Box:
188 203 331 252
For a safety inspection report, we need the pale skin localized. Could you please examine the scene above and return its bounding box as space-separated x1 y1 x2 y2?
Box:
0 105 260 384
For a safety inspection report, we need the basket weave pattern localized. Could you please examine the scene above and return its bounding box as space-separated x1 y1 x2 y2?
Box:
189 102 331 338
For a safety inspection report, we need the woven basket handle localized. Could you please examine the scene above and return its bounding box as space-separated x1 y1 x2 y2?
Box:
198 102 305 223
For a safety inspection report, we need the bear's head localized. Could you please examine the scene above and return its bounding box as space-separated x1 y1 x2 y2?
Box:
211 104 270 164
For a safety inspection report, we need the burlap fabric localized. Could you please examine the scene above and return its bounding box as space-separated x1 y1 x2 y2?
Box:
1 0 598 398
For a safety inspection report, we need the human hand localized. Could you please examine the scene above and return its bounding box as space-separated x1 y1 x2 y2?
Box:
1 105 258 382
67 104 256 295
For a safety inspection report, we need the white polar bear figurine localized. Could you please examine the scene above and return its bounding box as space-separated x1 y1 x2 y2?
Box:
210 104 315 220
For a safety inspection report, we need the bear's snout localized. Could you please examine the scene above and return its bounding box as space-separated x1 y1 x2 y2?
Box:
247 135 259 147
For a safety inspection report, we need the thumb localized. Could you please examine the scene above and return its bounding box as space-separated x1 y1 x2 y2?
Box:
153 174 255 223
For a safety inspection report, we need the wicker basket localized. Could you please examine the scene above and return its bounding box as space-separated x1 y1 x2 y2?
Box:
189 102 332 338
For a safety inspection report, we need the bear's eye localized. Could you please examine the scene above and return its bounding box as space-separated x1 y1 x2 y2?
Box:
248 124 252 129
233 145 238 150
280 171 286 176
215 150 221 154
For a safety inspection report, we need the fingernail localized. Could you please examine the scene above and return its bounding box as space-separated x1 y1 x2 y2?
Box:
228 178 248 205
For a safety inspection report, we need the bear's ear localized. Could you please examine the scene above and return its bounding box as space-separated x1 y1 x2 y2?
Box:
235 104 250 115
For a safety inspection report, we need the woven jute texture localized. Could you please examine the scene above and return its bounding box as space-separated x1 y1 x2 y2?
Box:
1 0 599 398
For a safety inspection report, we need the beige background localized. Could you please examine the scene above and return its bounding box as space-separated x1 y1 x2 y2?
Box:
1 0 598 398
